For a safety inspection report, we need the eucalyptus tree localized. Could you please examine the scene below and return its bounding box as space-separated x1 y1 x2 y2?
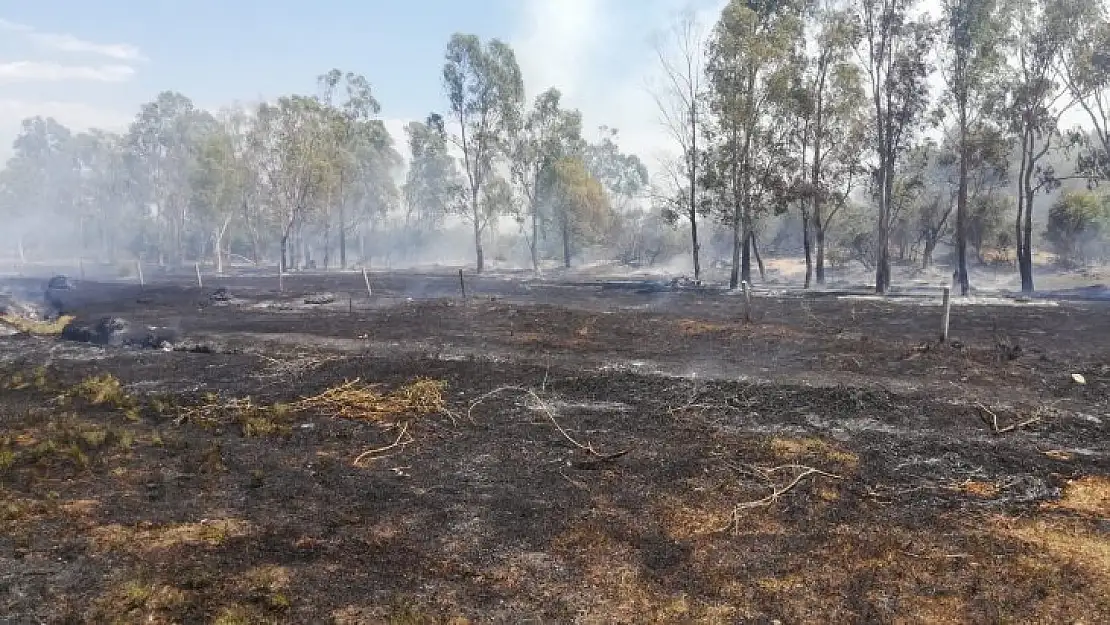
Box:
939 0 1011 294
652 10 709 280
1003 0 1094 291
795 0 866 285
509 88 584 271
855 0 936 293
404 113 464 237
249 94 334 271
125 91 216 265
1057 2 1110 183
706 0 805 288
442 33 525 273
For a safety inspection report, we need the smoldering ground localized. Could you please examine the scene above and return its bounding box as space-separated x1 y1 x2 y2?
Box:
0 268 1108 623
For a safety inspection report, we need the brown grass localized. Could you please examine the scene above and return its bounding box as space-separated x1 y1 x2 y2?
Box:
769 437 859 466
994 515 1110 589
0 314 74 335
1046 475 1110 517
90 518 254 553
292 378 446 422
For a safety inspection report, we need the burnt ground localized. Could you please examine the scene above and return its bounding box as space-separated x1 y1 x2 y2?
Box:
0 269 1108 624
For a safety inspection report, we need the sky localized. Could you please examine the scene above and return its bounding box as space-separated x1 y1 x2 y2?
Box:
0 0 727 172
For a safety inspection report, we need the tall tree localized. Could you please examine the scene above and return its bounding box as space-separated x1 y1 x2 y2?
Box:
583 127 649 265
317 70 385 269
652 10 709 281
510 88 583 272
856 0 936 293
442 33 525 273
190 109 254 274
794 0 865 286
126 92 216 265
250 95 334 272
403 113 464 238
706 0 805 289
1004 0 1089 292
2 117 79 258
940 0 1010 295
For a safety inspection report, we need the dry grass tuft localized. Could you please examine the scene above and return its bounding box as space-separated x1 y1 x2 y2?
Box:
1046 475 1110 517
956 480 1001 498
89 579 188 623
90 518 254 553
994 515 1110 587
0 314 74 335
293 378 447 422
71 373 139 418
769 437 859 466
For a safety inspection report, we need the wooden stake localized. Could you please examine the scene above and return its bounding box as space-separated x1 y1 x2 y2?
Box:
362 267 372 297
458 269 467 300
940 286 952 343
194 262 203 288
136 260 144 288
741 281 752 322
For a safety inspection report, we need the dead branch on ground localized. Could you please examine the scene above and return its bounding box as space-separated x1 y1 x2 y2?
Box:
719 464 842 534
468 386 629 459
974 402 1042 435
353 422 413 466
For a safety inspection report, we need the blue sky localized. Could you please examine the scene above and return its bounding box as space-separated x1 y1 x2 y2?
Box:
0 0 727 167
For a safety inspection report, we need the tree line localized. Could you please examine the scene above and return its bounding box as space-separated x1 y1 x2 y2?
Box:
654 0 1110 293
0 36 650 275
2 0 1109 294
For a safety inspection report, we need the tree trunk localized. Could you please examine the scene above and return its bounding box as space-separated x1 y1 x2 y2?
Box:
922 236 936 269
1019 128 1035 293
741 217 752 285
531 200 540 273
802 208 813 288
749 231 765 282
955 98 970 296
815 226 826 284
689 101 701 282
876 152 894 294
689 206 701 282
214 229 224 275
562 215 572 269
730 202 742 289
339 202 347 269
323 213 331 271
472 199 485 274
280 234 289 274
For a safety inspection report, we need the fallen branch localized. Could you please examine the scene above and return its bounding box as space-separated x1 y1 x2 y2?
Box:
468 386 628 459
974 402 1042 435
353 422 413 466
719 464 842 534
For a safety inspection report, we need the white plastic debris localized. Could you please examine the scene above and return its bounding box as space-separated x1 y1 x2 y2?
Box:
1072 373 1087 385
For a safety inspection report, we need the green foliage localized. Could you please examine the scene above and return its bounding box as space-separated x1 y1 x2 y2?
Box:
1045 191 1110 265
546 157 612 266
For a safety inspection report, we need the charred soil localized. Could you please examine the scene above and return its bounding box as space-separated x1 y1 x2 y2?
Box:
0 271 1108 623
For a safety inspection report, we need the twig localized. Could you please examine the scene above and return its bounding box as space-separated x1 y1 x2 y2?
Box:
995 416 1042 434
468 386 627 459
974 402 1042 434
719 464 842 533
353 422 412 466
